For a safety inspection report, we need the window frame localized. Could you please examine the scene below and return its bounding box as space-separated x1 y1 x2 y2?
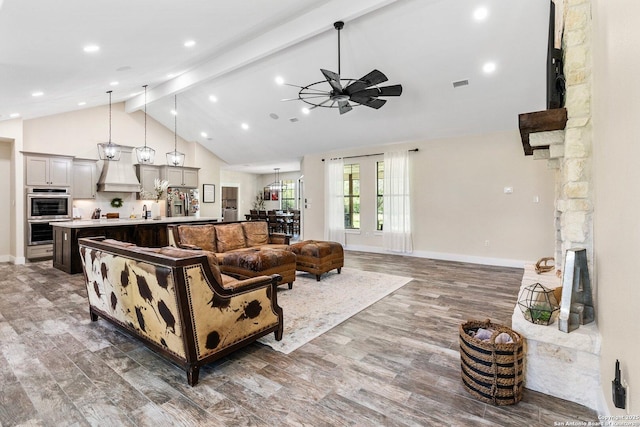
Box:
343 163 360 230
280 179 295 210
376 161 384 231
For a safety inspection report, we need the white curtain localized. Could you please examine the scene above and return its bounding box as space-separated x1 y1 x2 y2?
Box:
324 158 345 245
383 150 413 253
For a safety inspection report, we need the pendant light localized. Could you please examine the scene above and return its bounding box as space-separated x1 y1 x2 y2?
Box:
135 85 156 164
269 168 282 191
97 90 121 161
166 95 185 167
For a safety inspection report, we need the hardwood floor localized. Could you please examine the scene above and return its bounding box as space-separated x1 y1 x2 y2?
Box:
0 252 598 426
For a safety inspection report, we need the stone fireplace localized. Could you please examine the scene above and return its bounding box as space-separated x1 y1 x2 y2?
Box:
512 0 602 411
520 0 594 277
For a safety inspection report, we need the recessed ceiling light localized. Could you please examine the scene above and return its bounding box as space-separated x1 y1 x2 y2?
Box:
9 113 20 118
473 7 489 21
78 101 86 106
241 123 249 130
200 132 208 138
184 40 196 48
83 44 100 53
170 109 177 116
482 62 496 74
269 113 279 120
209 95 218 103
301 107 310 115
31 91 44 97
275 76 285 85
110 81 119 86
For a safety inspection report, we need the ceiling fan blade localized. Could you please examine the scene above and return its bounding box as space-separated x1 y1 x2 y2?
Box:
377 84 403 97
363 98 387 109
349 88 380 99
344 69 388 94
338 100 352 115
320 68 343 93
348 93 373 105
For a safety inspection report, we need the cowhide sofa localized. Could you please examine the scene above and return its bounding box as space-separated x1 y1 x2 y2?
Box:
168 221 297 289
78 236 283 386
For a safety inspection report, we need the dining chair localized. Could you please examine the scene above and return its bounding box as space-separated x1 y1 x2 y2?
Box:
267 213 281 233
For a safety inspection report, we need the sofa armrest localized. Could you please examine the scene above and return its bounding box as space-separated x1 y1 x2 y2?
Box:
224 274 281 292
269 233 290 245
178 243 202 250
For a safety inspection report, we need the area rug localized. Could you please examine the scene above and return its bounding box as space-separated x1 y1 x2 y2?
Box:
257 268 412 354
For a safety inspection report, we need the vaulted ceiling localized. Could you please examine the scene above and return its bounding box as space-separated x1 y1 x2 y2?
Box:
0 0 550 173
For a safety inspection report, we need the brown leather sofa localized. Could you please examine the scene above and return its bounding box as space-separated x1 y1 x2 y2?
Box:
168 221 297 289
78 236 283 386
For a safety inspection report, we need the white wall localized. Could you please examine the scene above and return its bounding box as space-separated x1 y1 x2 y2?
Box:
0 139 12 261
592 0 640 414
0 119 25 263
302 130 556 267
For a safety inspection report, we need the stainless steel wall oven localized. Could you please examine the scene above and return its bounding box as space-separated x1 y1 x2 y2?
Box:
27 187 72 220
26 187 71 246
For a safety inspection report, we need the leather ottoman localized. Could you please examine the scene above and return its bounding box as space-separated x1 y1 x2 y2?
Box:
216 248 297 289
289 240 344 281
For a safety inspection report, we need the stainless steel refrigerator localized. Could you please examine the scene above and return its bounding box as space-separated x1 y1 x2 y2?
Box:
166 187 200 217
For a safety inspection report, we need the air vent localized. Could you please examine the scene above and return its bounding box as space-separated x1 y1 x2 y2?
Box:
289 117 299 123
453 79 469 88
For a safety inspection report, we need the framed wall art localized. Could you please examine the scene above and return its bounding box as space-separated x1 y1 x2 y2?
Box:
203 184 215 203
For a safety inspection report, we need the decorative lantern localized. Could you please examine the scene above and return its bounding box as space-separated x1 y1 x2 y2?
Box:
517 283 560 325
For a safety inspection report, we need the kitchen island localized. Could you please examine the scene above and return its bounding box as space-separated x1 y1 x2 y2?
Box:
51 216 219 274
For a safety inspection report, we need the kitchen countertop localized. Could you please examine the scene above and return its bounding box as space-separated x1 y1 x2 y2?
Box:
51 216 220 229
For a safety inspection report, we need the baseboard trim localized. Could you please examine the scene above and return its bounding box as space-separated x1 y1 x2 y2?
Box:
12 255 26 265
344 244 530 268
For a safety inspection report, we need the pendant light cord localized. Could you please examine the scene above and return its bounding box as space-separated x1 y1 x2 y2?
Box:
107 90 112 143
174 95 177 151
143 85 148 148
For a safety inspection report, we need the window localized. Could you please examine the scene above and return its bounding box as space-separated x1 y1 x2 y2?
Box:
280 179 295 210
377 161 384 231
343 164 360 229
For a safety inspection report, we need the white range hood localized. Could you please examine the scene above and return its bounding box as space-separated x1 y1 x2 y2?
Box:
97 146 141 193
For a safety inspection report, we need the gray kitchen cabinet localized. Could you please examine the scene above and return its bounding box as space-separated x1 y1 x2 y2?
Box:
72 159 97 199
161 166 199 187
136 164 161 199
25 153 72 187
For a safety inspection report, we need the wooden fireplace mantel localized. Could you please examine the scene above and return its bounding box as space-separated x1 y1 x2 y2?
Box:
518 108 567 155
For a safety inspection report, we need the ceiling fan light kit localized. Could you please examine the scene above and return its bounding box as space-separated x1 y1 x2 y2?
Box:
284 20 403 115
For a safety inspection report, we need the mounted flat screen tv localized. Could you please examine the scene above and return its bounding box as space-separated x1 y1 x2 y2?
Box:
547 0 565 109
